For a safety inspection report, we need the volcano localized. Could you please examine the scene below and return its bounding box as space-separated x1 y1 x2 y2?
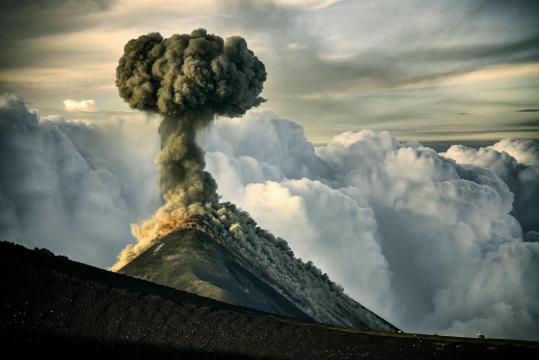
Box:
117 228 312 321
116 214 398 332
111 29 397 334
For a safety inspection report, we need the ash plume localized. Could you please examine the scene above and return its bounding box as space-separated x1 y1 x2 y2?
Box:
113 29 266 266
116 28 266 209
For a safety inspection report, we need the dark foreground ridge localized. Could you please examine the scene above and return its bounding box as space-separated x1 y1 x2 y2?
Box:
1 241 538 359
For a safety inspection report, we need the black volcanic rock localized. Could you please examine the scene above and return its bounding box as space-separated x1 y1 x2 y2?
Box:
2 241 539 358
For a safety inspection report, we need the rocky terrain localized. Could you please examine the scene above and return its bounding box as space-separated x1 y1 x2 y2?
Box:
2 241 538 359
117 213 399 332
118 228 312 322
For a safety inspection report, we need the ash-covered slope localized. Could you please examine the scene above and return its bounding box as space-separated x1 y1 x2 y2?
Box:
117 206 398 332
111 29 396 334
118 228 311 321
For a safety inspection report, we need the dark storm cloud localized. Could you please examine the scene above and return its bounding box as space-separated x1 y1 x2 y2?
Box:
218 0 296 33
511 119 539 128
220 0 539 93
0 0 193 70
414 130 539 140
218 0 401 92
1 0 538 141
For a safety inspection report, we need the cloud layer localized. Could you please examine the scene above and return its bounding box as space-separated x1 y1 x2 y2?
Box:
1 94 538 340
199 111 539 340
444 140 539 235
0 94 160 267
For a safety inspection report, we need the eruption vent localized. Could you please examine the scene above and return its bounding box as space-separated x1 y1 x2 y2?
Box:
113 29 266 267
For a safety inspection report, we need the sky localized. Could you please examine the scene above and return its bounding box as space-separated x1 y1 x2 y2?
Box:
1 0 538 144
1 0 539 340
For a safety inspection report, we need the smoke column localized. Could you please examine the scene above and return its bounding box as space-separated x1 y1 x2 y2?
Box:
113 29 266 268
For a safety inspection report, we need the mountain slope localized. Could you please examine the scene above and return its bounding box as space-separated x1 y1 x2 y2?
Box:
116 209 398 332
117 228 312 321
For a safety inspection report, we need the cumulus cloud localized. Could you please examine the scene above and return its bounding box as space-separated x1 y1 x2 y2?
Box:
2 94 538 340
444 140 539 234
0 94 160 267
492 138 539 167
199 111 539 340
63 99 97 112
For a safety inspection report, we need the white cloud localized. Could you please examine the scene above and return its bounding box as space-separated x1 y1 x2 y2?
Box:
444 141 539 234
63 99 97 112
200 110 539 340
492 138 539 167
0 94 160 267
2 95 538 340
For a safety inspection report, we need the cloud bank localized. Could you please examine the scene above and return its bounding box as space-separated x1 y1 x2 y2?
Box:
199 111 539 340
0 94 160 267
444 140 539 235
1 94 538 339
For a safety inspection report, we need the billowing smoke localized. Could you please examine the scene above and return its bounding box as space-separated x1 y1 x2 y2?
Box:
116 28 265 208
113 29 266 267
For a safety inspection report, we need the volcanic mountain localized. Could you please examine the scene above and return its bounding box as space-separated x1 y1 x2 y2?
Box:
116 211 398 332
111 29 396 333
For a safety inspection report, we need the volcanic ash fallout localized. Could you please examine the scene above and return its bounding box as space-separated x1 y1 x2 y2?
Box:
112 29 267 269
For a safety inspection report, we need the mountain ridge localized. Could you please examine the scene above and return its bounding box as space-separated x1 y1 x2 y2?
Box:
116 214 398 332
2 240 539 359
